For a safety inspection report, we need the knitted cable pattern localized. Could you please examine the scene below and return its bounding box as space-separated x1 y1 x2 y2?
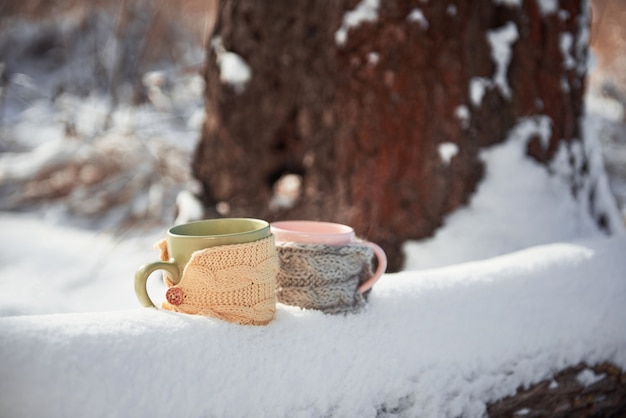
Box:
157 235 278 326
275 242 375 314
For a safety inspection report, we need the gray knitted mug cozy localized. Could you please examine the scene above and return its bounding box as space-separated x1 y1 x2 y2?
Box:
275 242 376 314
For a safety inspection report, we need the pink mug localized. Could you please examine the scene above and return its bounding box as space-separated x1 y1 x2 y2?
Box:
270 220 387 293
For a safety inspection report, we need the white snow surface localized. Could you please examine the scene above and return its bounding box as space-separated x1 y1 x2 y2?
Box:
404 115 622 270
1 231 625 418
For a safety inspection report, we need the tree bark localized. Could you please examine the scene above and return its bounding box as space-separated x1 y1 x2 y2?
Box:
487 362 626 418
194 0 590 271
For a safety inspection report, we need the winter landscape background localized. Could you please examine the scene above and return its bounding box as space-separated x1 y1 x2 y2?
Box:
0 1 625 417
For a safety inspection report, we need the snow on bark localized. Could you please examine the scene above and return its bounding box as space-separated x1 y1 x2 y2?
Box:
535 0 559 15
486 22 519 99
212 37 252 93
455 105 470 129
335 0 380 46
438 142 459 165
492 0 521 7
470 77 491 107
407 8 428 30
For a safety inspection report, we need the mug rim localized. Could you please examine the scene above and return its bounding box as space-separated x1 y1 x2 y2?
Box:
169 218 270 238
270 220 354 236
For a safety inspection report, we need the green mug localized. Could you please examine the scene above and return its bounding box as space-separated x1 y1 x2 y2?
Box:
134 218 271 307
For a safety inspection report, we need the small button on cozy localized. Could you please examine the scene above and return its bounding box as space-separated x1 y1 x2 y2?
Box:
166 287 184 306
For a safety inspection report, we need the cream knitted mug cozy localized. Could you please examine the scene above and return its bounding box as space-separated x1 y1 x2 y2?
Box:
155 235 278 326
275 242 375 314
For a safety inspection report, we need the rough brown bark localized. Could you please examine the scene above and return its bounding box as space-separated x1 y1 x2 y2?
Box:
193 0 588 271
487 362 626 418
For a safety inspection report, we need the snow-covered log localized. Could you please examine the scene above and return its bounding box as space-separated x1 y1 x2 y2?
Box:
1 235 625 417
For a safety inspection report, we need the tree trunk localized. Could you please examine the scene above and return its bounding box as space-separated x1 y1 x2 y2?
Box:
193 0 590 271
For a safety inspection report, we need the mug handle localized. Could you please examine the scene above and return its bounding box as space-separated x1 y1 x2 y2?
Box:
134 261 180 307
354 242 387 293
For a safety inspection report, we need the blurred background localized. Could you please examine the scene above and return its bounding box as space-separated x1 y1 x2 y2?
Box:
0 0 624 234
0 0 216 232
588 0 626 220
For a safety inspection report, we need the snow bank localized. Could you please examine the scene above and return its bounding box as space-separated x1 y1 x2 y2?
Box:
0 213 162 315
1 235 625 418
404 116 614 270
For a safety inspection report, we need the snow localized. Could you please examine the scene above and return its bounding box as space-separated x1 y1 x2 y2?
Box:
367 51 380 65
446 4 458 16
586 90 625 121
470 77 491 107
407 8 429 30
217 52 252 92
438 142 459 165
493 0 521 7
335 0 380 45
455 105 470 129
212 37 252 93
536 0 559 16
560 32 576 70
486 22 519 99
1 5 626 418
269 173 303 210
576 368 607 387
575 9 591 76
174 188 205 225
0 137 84 182
403 116 613 270
1 232 625 417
